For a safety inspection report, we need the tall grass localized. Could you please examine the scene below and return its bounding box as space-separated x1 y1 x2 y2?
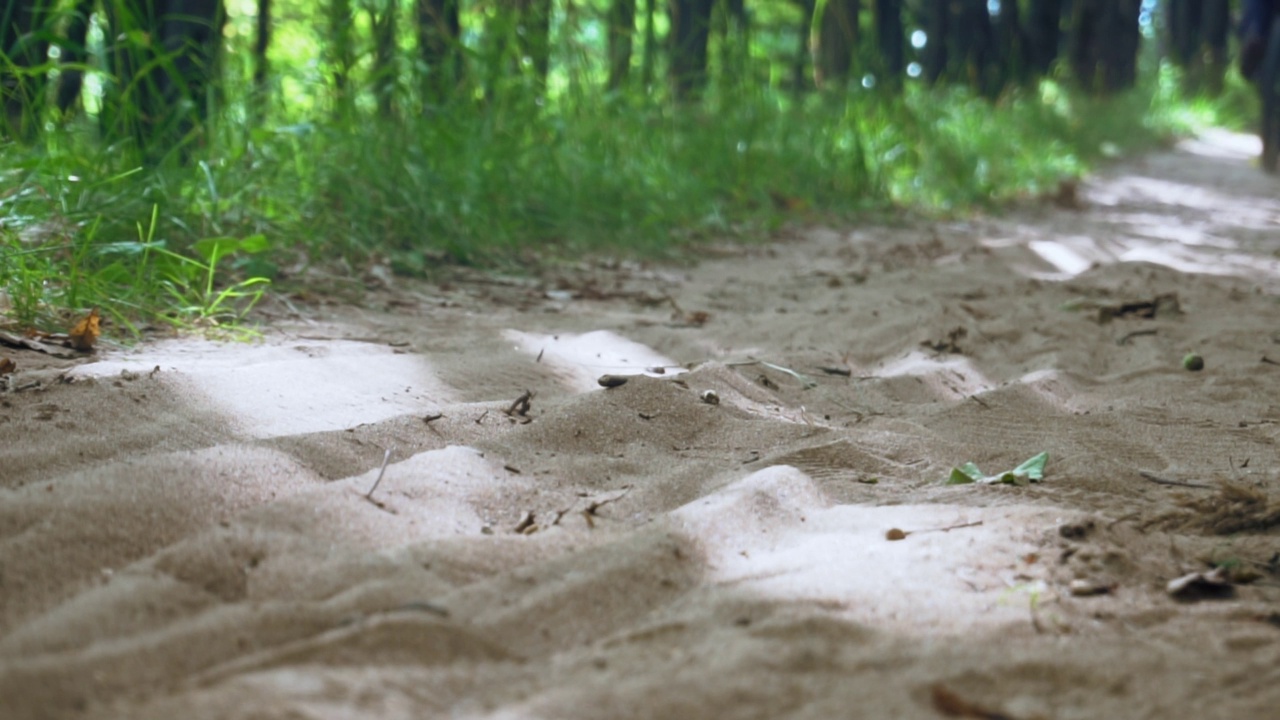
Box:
0 61 1232 333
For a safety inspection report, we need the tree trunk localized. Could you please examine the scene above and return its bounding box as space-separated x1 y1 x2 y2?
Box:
416 0 463 103
642 0 656 86
607 0 637 91
921 0 948 84
1025 0 1064 76
813 0 859 89
949 0 996 95
1068 0 1141 94
253 0 272 117
669 0 714 100
873 0 903 89
0 0 54 138
328 0 356 115
514 0 553 88
993 0 1028 86
790 0 815 94
97 0 226 158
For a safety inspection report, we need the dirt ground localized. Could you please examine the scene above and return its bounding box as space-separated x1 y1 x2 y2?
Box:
3 130 1280 720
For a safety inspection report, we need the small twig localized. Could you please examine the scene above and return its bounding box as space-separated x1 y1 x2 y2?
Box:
365 448 393 499
1139 470 1212 489
1117 328 1158 345
1262 355 1280 367
423 412 444 424
967 394 991 409
504 389 534 417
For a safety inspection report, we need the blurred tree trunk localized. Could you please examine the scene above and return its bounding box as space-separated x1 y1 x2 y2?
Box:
0 0 54 138
368 0 398 119
1166 0 1229 95
791 0 815 94
920 0 947 84
993 0 1028 86
327 0 356 115
416 0 463 104
97 0 226 159
1068 0 1141 94
56 0 92 113
873 0 903 89
1025 0 1064 76
514 0 552 88
814 0 859 89
607 0 636 91
669 0 714 100
949 0 997 95
253 0 271 118
642 0 656 86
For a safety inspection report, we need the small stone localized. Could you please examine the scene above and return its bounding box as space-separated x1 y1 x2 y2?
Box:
1182 353 1204 371
700 390 720 405
598 374 629 388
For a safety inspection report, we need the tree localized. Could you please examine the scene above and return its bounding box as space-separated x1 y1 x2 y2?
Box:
669 0 715 100
607 0 637 91
415 0 463 105
1068 0 1141 94
1 1 55 138
873 0 904 89
1025 0 1065 77
814 0 860 89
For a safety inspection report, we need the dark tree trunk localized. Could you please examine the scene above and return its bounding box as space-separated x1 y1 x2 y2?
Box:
1068 0 1141 94
993 0 1028 86
417 0 462 103
921 0 948 84
1025 0 1064 76
56 0 92 113
328 0 356 114
607 0 637 91
873 0 903 88
1201 0 1229 95
814 0 859 89
1167 0 1230 95
514 0 553 87
669 0 714 100
792 0 816 94
1 0 54 138
949 0 997 95
253 0 272 116
98 0 226 158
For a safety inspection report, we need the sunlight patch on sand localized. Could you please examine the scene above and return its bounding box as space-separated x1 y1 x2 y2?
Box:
874 351 994 399
675 466 1056 636
504 329 682 392
71 338 449 438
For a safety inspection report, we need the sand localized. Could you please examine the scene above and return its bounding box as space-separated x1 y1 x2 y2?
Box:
2 129 1279 720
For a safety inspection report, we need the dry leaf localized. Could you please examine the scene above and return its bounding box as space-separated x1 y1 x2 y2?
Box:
69 308 101 352
0 357 14 375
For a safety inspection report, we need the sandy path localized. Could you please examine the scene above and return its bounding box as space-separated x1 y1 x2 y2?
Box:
2 130 1279 720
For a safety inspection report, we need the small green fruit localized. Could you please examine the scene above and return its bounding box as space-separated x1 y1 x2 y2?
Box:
1182 353 1204 372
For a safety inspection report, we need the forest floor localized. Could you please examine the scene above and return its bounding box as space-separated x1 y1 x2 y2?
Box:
3 129 1280 720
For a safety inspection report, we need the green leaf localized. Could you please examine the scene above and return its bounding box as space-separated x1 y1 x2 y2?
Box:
1011 451 1049 481
942 452 1049 486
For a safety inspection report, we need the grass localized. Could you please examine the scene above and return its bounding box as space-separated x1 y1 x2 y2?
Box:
0 65 1248 337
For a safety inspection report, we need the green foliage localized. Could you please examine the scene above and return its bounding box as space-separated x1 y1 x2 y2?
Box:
0 0 1256 333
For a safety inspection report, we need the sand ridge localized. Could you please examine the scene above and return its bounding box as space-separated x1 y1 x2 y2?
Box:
2 130 1280 719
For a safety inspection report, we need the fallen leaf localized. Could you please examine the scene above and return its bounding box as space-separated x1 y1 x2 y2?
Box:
0 357 14 375
69 308 101 352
